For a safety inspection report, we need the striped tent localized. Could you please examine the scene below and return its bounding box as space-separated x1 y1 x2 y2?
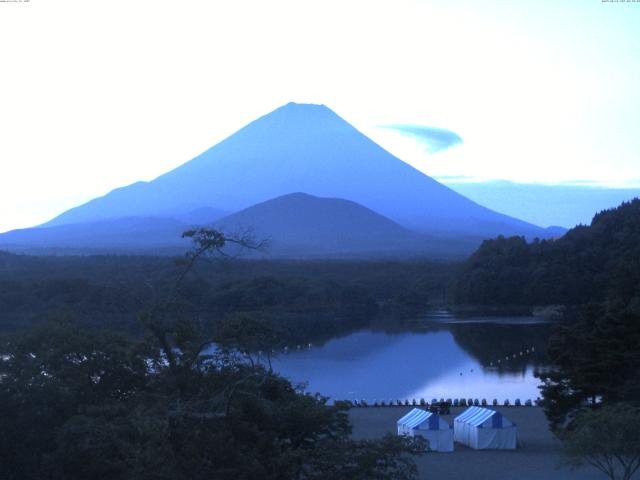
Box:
397 408 454 452
454 406 517 450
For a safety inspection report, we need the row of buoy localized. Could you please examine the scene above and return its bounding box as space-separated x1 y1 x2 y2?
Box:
349 397 539 408
489 346 536 367
261 344 536 359
258 343 313 356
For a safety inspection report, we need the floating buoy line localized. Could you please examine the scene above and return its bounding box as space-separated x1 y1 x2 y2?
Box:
258 341 540 408
489 346 536 367
344 397 540 408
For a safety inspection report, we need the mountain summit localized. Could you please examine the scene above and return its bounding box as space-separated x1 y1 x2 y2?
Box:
214 192 471 257
43 102 548 239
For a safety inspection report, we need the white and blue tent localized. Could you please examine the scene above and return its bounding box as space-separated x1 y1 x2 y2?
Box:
397 408 454 452
454 406 517 450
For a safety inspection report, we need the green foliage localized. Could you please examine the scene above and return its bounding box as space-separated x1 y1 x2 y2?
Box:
453 198 640 306
561 404 640 480
0 253 453 342
0 231 425 480
0 316 424 480
0 318 150 480
538 301 640 430
214 313 287 362
304 434 427 480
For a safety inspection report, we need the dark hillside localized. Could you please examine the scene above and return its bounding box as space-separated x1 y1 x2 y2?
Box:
453 198 640 306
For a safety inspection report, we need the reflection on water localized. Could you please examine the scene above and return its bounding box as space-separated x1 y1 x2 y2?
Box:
270 316 552 402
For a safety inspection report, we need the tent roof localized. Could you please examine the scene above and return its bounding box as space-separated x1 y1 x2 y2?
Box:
455 406 502 427
397 408 434 429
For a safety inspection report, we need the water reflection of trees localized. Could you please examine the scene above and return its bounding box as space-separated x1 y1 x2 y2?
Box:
447 323 551 373
371 319 552 374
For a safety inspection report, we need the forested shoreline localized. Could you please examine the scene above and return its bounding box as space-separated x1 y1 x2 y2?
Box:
0 251 455 343
453 199 640 307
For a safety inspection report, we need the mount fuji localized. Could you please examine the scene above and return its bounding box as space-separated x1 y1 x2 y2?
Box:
0 102 560 257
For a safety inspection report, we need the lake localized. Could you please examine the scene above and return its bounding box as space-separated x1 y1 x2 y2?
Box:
269 313 552 404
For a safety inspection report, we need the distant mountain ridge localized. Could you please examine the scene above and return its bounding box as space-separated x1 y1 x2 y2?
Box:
0 216 191 254
0 193 480 258
43 102 550 238
1 102 563 257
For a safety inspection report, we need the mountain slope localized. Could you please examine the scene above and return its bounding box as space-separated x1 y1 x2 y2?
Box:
44 102 549 238
0 217 191 254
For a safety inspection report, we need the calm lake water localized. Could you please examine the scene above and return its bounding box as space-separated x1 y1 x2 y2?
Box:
269 313 552 403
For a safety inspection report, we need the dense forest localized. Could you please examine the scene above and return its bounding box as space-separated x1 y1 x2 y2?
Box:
0 230 430 480
0 250 454 343
453 198 640 307
0 315 428 480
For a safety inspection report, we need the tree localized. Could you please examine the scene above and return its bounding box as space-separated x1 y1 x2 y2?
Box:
0 229 425 480
537 301 640 430
0 317 149 480
214 313 287 371
306 434 427 480
561 404 640 480
453 198 640 308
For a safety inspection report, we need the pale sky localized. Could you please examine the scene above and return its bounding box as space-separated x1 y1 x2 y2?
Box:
1 0 639 233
